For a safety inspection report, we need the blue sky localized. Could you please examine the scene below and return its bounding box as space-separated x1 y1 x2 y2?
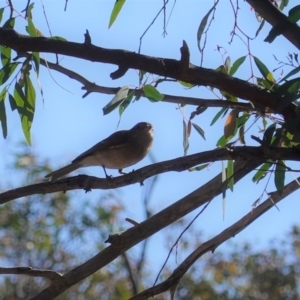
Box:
1 0 300 274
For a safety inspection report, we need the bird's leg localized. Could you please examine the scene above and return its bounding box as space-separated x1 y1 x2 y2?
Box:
118 169 127 175
102 166 112 179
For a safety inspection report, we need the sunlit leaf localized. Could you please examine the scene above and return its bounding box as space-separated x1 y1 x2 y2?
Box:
0 87 7 138
3 17 15 29
50 36 67 41
229 56 246 76
274 160 285 195
143 84 164 102
1 46 11 67
0 62 18 85
280 0 289 10
178 81 195 88
253 56 275 83
103 85 129 115
25 75 36 110
224 109 238 138
108 0 125 29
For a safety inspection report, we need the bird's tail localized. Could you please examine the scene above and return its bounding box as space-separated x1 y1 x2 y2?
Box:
44 163 80 181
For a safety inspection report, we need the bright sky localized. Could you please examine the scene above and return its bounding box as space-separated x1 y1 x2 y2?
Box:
1 0 300 274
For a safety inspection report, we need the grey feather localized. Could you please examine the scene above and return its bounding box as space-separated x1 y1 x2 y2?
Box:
44 163 80 181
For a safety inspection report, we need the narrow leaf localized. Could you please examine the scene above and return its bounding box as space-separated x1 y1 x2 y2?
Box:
252 162 272 183
103 85 129 115
0 62 18 85
108 0 125 29
229 56 246 76
274 160 285 195
0 46 11 67
253 56 275 83
197 4 215 51
189 163 210 172
262 123 276 146
0 87 7 138
211 108 228 126
0 7 5 24
227 160 234 192
192 122 206 140
119 91 134 116
183 120 189 156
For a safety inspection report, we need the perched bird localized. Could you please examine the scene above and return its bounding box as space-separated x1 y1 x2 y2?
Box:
44 122 154 181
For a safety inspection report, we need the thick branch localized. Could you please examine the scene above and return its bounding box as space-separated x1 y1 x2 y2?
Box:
30 160 261 300
130 175 300 299
0 28 296 119
247 0 300 50
1 146 300 203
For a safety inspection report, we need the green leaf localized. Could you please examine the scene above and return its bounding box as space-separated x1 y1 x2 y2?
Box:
26 3 35 19
0 87 7 138
1 46 11 67
143 84 164 102
263 123 276 146
253 56 275 83
192 122 205 140
280 0 289 10
3 17 15 29
119 91 134 116
229 56 246 76
32 52 40 75
183 120 189 156
108 0 125 29
227 160 234 192
255 19 265 37
274 160 285 195
197 4 215 51
25 75 36 109
14 82 33 145
0 8 5 24
288 5 300 23
103 85 129 115
26 17 37 37
0 62 18 85
8 93 16 111
279 66 300 83
178 81 195 88
50 36 68 41
252 162 272 183
189 163 210 172
216 135 231 147
210 108 228 126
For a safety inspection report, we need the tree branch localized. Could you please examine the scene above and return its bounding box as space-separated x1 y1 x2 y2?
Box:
0 267 62 281
1 146 300 204
0 28 296 119
130 175 300 299
246 0 300 50
39 58 265 112
29 160 262 300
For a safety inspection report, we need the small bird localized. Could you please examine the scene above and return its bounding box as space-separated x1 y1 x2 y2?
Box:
44 122 154 181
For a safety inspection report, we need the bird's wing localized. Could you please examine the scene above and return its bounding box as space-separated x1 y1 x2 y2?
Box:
72 130 130 163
